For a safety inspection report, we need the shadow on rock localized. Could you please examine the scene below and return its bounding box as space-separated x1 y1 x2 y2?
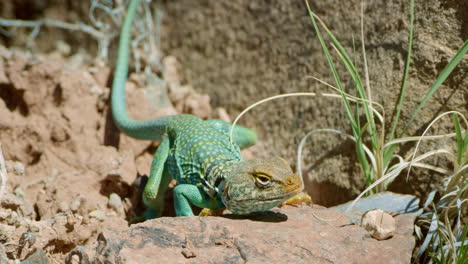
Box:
222 210 288 223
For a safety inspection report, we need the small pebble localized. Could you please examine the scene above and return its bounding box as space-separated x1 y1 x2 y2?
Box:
108 193 123 212
213 107 231 122
27 221 41 233
58 202 69 213
70 195 86 212
361 209 395 240
89 210 106 221
0 209 11 220
13 161 25 176
13 187 25 199
8 211 18 226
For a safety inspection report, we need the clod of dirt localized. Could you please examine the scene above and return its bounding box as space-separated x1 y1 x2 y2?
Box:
361 209 396 240
80 205 416 263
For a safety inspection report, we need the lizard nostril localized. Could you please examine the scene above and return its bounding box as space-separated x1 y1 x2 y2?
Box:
286 175 297 185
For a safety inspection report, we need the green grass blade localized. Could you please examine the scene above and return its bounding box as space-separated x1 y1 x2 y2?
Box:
401 39 468 136
329 37 378 148
388 0 414 142
458 224 468 262
305 1 358 132
305 0 371 183
352 34 358 70
309 9 378 149
453 115 466 166
384 0 414 167
417 212 439 259
360 2 375 148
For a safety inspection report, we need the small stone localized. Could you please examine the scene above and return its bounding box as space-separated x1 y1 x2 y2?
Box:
0 193 22 210
70 195 86 212
107 211 117 217
56 40 71 56
27 221 41 233
185 93 211 119
213 107 231 122
107 193 125 216
82 215 90 225
13 161 25 176
89 85 104 95
0 209 11 220
50 125 70 142
361 209 396 240
181 248 196 258
21 248 51 264
67 213 79 226
108 193 122 210
14 187 25 199
89 210 106 221
58 202 69 213
8 211 18 226
181 240 196 258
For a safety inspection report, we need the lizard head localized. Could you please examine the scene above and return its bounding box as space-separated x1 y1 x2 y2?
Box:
221 157 302 215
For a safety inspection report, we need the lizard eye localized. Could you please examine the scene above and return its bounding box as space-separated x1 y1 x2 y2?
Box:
254 174 272 188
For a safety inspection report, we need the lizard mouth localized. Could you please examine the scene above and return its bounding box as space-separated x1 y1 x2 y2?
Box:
234 187 302 202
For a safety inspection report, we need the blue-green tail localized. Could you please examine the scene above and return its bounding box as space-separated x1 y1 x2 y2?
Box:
111 0 171 141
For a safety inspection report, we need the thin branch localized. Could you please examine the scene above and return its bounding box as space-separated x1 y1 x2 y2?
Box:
0 18 110 40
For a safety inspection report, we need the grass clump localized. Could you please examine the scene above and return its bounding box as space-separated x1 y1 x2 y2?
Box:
303 0 467 262
304 0 467 193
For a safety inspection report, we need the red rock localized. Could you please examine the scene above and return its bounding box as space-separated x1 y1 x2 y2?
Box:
82 205 415 263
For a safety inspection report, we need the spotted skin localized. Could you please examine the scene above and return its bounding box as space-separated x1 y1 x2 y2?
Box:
112 0 303 217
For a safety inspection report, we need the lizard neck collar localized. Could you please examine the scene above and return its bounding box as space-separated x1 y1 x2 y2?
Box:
202 159 238 198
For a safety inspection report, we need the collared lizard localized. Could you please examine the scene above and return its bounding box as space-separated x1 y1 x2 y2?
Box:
112 0 303 217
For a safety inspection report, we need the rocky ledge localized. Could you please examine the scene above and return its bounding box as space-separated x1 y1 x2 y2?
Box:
78 205 415 264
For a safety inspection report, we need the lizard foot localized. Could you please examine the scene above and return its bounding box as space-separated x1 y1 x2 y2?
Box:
199 208 225 217
280 192 312 207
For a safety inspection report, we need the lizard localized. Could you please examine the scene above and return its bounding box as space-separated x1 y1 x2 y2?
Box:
111 0 303 217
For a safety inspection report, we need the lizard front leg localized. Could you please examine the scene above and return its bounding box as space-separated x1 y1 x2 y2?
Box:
143 137 171 219
173 184 224 216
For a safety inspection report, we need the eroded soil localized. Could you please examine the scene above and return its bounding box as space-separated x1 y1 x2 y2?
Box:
0 46 239 262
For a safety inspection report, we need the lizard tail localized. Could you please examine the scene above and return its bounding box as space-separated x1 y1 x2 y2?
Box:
111 0 171 141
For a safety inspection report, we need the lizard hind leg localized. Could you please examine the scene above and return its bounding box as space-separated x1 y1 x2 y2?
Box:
143 137 171 219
